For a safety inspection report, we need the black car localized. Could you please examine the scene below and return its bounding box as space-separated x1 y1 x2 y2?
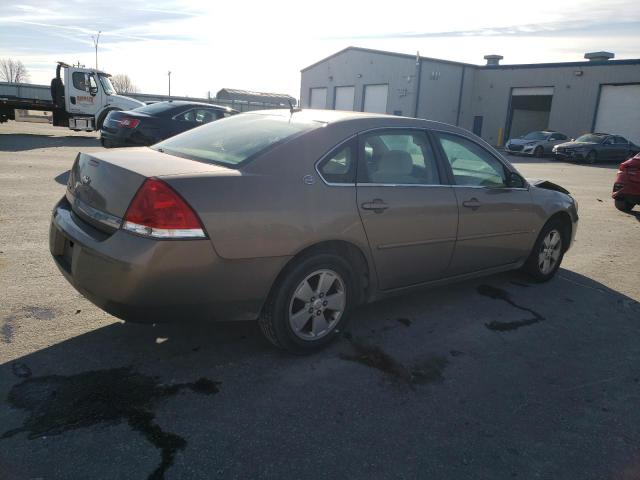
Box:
552 133 640 164
100 101 238 148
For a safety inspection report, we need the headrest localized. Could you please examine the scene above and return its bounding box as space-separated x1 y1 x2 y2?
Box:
377 150 413 175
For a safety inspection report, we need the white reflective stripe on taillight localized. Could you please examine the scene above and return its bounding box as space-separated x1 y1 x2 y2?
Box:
122 221 206 239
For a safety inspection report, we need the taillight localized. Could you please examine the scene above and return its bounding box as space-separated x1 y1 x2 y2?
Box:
122 178 206 239
119 117 140 129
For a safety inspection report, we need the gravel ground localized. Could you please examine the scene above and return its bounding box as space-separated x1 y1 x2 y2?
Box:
1 121 639 480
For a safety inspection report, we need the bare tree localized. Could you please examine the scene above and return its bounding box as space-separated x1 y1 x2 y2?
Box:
110 74 139 94
0 58 30 83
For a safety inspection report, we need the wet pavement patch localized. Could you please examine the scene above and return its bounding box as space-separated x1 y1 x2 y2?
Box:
1 367 220 480
340 335 447 389
396 318 412 327
11 362 32 378
477 285 545 331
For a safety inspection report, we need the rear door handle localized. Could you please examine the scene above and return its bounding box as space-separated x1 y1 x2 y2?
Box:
462 198 481 210
361 199 389 213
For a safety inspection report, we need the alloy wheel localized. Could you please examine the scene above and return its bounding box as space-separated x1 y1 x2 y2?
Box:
288 269 346 341
538 229 562 275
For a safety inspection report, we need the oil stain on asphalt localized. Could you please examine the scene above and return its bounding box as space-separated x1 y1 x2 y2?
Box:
340 333 447 389
477 285 545 331
1 367 220 480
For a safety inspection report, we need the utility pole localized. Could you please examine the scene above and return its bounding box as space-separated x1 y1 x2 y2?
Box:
168 71 171 97
92 31 101 70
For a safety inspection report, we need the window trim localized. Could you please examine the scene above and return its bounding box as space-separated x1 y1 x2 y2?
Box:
430 129 529 191
356 127 445 186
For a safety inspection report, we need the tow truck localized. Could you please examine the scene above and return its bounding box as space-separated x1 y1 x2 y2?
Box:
0 61 144 132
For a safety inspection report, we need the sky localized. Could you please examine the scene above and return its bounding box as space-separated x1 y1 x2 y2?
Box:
1 0 639 99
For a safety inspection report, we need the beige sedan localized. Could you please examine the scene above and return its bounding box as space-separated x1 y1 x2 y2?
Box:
50 110 578 353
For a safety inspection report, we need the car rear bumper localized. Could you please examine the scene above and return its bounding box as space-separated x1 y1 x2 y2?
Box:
49 197 288 323
100 126 155 147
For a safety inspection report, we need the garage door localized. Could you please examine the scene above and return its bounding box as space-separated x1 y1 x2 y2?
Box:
363 84 388 114
309 87 327 109
334 86 355 111
595 84 640 144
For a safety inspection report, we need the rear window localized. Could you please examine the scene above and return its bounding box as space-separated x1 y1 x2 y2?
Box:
152 114 320 167
133 102 178 115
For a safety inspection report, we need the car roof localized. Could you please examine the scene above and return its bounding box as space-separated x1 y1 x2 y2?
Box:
245 108 459 130
153 100 235 110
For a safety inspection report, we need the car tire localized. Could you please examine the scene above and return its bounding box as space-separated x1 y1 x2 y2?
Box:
585 150 597 164
100 137 112 148
615 199 634 212
534 146 544 158
259 253 357 354
522 219 567 283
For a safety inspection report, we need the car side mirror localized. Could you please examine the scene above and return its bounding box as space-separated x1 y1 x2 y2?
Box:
507 171 525 188
89 86 98 96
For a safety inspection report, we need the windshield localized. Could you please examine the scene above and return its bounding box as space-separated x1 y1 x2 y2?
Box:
575 134 604 143
98 75 116 95
523 131 548 141
153 114 321 167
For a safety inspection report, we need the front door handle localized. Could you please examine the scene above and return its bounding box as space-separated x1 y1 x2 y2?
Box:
361 199 389 213
462 198 481 210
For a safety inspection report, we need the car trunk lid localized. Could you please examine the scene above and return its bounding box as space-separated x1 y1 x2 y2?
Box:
66 147 238 232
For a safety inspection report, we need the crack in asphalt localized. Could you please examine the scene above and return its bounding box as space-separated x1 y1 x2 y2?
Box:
1 367 220 480
477 285 545 331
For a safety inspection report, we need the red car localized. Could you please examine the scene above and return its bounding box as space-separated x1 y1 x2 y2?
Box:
612 153 640 212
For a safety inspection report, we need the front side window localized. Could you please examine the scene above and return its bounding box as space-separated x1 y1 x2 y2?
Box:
436 132 508 187
153 113 320 167
359 131 440 185
318 142 356 184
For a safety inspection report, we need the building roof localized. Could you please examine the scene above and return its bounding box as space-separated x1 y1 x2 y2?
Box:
301 46 640 72
216 88 296 105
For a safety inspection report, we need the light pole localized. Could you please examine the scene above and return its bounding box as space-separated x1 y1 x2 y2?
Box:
92 31 101 70
168 71 171 97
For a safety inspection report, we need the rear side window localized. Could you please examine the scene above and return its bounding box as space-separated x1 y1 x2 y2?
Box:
436 132 508 187
359 131 440 185
175 108 220 124
318 141 356 184
153 114 320 167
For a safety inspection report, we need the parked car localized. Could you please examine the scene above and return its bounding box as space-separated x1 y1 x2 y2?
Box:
505 130 569 157
50 110 578 353
100 101 237 148
552 133 640 164
612 152 640 212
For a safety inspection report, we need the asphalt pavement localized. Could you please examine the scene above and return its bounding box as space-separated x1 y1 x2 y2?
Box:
1 122 639 480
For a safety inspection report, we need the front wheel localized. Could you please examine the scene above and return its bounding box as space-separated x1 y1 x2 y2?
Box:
522 220 566 282
259 253 356 354
534 146 544 158
585 150 597 164
615 199 634 212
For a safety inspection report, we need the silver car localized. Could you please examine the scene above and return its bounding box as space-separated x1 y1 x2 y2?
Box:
505 131 569 157
50 110 578 353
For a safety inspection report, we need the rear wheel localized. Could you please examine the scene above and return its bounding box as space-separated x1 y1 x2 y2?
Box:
585 150 597 164
615 199 634 212
534 146 544 158
523 220 566 282
259 253 356 354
